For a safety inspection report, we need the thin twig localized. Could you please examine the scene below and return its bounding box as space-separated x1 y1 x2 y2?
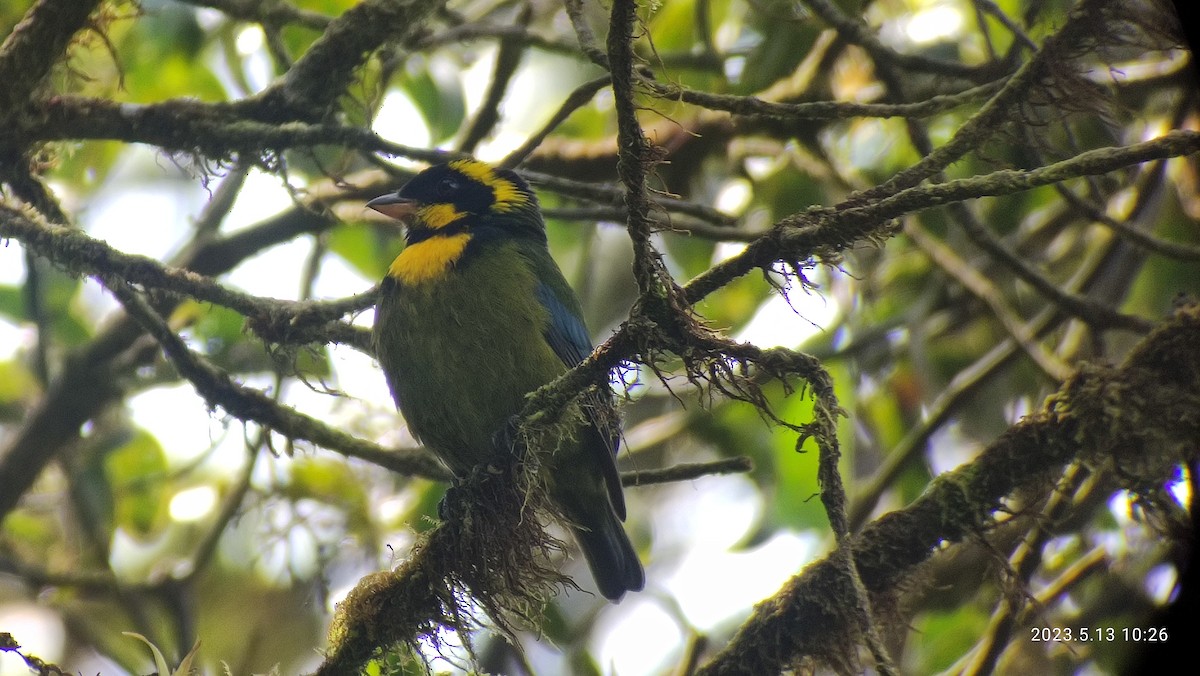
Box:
697 304 1200 673
802 0 994 80
457 6 530 154
905 219 1073 382
100 277 449 481
0 0 103 111
642 77 1006 121
565 0 609 68
957 200 1153 333
0 203 374 349
622 457 753 486
961 462 1089 675
501 76 611 168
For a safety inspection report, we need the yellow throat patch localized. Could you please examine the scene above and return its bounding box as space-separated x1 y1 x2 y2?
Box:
388 233 472 285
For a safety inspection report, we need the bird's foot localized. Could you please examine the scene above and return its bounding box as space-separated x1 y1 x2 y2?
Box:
491 414 526 460
438 462 508 520
437 482 463 521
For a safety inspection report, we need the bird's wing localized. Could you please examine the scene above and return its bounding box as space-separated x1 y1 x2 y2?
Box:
534 281 593 369
532 280 619 440
534 279 626 518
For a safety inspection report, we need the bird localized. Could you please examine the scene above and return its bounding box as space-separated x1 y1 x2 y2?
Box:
366 158 645 601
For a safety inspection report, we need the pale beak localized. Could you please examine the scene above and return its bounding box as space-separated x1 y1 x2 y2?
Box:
366 193 418 221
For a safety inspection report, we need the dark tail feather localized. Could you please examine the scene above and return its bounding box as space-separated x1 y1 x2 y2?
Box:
573 510 645 602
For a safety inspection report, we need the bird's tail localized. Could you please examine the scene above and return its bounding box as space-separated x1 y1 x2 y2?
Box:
572 509 645 602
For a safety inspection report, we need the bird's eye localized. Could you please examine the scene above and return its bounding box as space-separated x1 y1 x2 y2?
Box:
436 177 459 198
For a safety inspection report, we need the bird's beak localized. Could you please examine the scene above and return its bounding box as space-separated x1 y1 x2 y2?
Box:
366 193 418 221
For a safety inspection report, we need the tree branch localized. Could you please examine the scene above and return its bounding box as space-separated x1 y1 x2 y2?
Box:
0 0 102 112
0 202 373 349
685 129 1200 306
802 0 997 80
100 277 450 481
0 176 357 521
641 76 1007 122
29 96 447 164
697 303 1200 674
247 0 444 121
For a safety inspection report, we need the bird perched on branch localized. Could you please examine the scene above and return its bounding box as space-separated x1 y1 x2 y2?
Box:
367 158 644 601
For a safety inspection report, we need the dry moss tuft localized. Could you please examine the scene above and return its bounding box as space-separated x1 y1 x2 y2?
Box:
321 452 573 675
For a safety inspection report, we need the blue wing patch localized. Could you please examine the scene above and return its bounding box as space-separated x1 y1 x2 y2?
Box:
535 282 593 368
535 281 626 517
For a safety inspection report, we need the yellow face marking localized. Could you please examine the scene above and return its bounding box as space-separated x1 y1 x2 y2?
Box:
416 203 466 230
388 233 472 284
448 159 528 213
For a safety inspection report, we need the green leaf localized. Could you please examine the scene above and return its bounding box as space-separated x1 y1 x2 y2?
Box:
48 140 125 191
695 273 776 337
767 384 827 532
117 6 225 102
177 301 274 374
173 640 202 676
291 345 332 379
661 231 718 280
0 284 21 321
105 428 169 537
646 0 707 55
738 2 822 92
329 222 398 282
123 632 172 676
0 510 56 550
286 457 374 535
9 266 93 346
0 359 39 411
908 607 990 673
400 62 465 144
1124 188 1200 316
754 165 825 223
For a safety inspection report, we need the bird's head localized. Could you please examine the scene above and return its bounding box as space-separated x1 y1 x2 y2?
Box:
367 159 544 244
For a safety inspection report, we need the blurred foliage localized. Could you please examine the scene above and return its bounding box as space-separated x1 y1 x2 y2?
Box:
0 0 1196 675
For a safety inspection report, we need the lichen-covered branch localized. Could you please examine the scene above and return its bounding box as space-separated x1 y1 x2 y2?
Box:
607 0 663 295
696 303 1200 674
248 0 444 121
1 180 356 522
101 277 450 481
0 202 373 349
0 0 103 113
641 77 1006 122
684 129 1200 305
30 96 446 164
842 0 1181 206
177 0 333 31
518 124 1198 451
314 451 757 675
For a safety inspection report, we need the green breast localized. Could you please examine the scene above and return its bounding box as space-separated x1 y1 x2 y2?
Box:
374 241 566 475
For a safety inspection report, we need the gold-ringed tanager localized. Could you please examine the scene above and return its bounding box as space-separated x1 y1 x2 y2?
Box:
367 159 644 601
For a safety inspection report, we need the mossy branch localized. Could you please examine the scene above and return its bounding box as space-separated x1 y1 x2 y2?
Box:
516 129 1200 447
314 461 569 676
683 129 1200 308
0 201 374 350
695 303 1200 674
0 0 103 112
101 277 450 481
243 0 442 121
